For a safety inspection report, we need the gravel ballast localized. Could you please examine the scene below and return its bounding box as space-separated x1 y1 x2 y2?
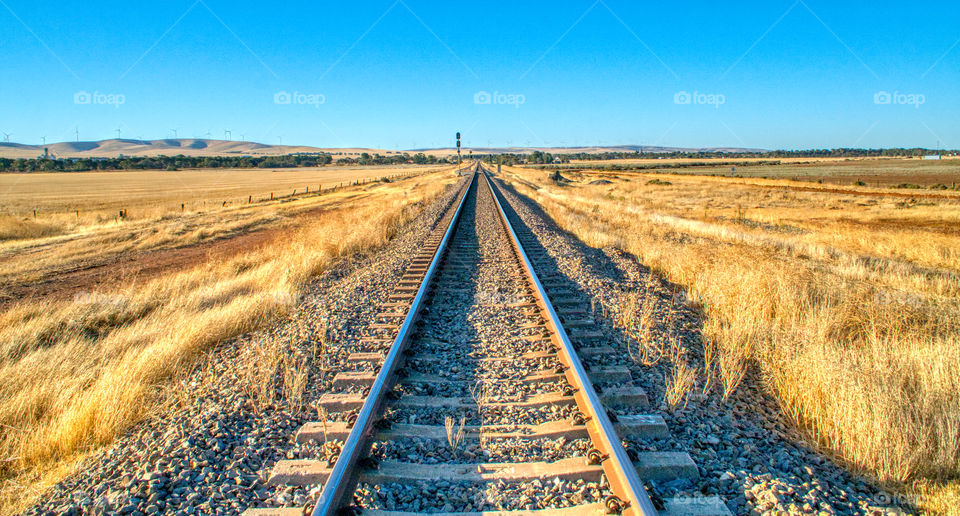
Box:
25 170 911 516
491 173 911 516
25 177 468 516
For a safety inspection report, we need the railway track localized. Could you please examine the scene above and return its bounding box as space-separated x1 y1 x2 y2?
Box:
244 165 730 515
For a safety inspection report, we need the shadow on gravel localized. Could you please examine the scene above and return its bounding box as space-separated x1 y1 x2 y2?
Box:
493 179 630 286
487 174 909 515
490 174 695 399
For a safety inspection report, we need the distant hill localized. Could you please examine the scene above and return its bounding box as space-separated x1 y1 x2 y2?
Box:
0 139 765 160
0 139 394 159
416 145 767 157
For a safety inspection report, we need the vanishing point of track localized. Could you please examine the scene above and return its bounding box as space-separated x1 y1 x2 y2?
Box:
244 165 728 515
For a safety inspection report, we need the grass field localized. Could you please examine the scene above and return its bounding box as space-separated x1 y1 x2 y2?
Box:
547 156 960 188
0 165 447 302
0 164 444 217
498 160 960 513
0 164 461 513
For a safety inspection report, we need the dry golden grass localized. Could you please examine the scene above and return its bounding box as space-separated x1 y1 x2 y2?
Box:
0 216 63 241
566 155 897 166
553 156 960 187
497 164 960 513
0 166 444 297
0 165 460 513
0 164 443 218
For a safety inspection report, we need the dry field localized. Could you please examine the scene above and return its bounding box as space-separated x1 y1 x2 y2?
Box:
497 163 960 513
567 155 890 166
0 164 461 513
0 165 446 303
0 164 443 218
554 156 960 188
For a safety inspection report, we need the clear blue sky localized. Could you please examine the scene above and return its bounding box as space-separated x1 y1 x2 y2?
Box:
1 0 957 150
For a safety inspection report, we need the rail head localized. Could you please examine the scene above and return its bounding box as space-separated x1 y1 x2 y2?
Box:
480 168 659 516
310 172 477 516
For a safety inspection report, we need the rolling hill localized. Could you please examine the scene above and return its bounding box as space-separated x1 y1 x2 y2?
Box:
0 139 764 160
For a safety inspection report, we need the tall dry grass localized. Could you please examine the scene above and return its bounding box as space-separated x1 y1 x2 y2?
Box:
497 165 960 511
0 167 443 291
0 215 64 242
0 169 458 513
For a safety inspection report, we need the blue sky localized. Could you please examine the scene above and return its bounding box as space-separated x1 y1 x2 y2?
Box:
0 0 957 150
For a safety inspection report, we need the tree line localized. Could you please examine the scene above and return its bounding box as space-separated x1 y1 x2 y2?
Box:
2 147 953 173
545 148 956 162
0 152 456 173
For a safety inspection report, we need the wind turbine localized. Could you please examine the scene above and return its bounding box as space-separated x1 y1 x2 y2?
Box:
205 131 212 140
240 133 245 142
170 128 178 139
224 130 232 141
3 132 11 143
115 127 121 139
278 136 283 145
75 127 80 142
41 136 46 145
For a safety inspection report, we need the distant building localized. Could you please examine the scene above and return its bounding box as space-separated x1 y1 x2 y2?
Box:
37 147 55 160
924 155 942 160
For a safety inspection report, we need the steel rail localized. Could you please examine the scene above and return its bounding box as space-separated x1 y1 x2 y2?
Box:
480 168 659 516
311 169 478 516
